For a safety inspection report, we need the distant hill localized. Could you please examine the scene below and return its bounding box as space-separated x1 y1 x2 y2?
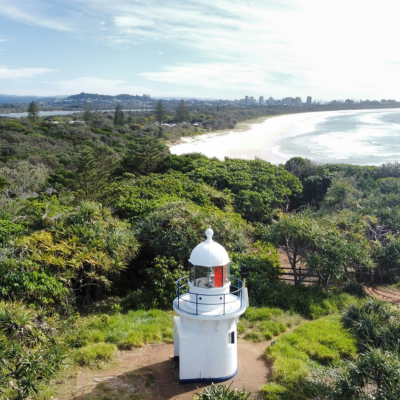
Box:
0 94 64 103
67 92 151 101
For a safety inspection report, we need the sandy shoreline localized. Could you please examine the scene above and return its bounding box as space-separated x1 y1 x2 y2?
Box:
168 109 399 165
168 112 304 164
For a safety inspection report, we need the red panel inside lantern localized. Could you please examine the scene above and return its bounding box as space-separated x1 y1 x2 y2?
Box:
214 266 223 287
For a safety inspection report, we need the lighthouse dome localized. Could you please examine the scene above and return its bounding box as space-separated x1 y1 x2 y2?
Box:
189 227 230 267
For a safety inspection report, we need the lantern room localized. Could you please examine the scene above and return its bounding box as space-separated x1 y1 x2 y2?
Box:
189 227 231 289
173 227 248 383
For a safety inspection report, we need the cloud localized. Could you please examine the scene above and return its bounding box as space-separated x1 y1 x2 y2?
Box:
0 1 74 31
140 62 306 97
1 0 400 99
0 66 56 80
0 39 8 42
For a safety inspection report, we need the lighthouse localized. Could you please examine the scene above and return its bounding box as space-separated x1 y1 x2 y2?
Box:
173 227 248 383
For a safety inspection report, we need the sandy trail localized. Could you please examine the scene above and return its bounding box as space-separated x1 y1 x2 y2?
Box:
365 286 400 304
74 341 271 400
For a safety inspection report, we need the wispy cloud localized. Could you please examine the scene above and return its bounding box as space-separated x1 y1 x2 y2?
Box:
1 0 400 98
0 66 56 80
0 39 8 42
0 1 74 31
141 63 303 94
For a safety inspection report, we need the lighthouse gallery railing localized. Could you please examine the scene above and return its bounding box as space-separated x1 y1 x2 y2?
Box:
175 276 244 316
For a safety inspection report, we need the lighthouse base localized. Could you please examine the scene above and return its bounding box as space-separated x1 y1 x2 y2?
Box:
174 316 239 383
179 367 238 384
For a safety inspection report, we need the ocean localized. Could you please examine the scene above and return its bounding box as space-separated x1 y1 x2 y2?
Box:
270 109 400 166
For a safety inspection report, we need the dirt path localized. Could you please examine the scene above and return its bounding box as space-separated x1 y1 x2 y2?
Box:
365 286 400 304
74 340 271 400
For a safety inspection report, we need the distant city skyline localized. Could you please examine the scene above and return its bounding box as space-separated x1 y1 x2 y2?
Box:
0 0 399 100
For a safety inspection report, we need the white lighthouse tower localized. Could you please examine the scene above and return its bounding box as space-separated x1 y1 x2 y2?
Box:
173 227 248 383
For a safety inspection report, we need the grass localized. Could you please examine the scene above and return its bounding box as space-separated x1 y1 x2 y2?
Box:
239 307 303 342
74 342 118 365
260 383 308 400
264 314 357 391
65 309 174 365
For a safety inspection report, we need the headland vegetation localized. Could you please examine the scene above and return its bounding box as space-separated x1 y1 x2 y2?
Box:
1 101 400 399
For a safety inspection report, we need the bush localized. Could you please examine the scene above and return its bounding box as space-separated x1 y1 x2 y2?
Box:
243 330 265 342
0 302 67 399
244 307 283 322
74 342 117 365
194 383 251 400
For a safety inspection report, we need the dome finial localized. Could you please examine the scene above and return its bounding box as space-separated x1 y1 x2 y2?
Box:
205 226 214 242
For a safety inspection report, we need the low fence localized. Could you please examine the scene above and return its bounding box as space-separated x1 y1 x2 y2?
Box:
277 266 321 286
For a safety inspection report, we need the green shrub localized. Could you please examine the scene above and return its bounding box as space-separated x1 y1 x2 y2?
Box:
244 307 283 322
260 383 308 400
0 302 67 399
259 321 286 337
237 322 246 334
194 383 251 400
74 342 117 365
243 330 264 342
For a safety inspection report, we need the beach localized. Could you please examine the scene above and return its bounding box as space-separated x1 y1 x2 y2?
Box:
169 109 400 166
168 111 333 164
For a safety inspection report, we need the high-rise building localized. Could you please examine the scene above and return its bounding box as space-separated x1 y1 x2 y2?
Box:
282 97 292 105
245 96 249 104
259 96 264 104
295 97 302 105
307 96 312 105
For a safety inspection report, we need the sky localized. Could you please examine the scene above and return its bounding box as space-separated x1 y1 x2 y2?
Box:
0 0 399 100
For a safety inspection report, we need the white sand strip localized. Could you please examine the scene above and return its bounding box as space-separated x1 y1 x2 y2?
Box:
169 109 394 165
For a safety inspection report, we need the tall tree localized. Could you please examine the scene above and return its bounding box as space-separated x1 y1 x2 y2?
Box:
27 101 39 122
127 110 134 123
155 100 166 124
82 102 93 124
176 99 188 122
121 136 170 175
113 104 124 126
53 147 118 201
92 105 100 126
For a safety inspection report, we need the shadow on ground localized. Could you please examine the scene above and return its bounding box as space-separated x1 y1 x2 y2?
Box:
74 342 270 400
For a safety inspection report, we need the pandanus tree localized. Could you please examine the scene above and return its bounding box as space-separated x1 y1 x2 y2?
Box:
0 302 67 399
265 210 375 288
18 201 139 305
333 349 400 400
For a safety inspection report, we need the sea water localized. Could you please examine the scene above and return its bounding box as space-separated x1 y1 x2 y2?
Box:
270 109 400 166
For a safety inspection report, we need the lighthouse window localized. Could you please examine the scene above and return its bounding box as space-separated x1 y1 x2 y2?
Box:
228 331 235 344
224 263 230 284
190 263 231 288
191 265 210 288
